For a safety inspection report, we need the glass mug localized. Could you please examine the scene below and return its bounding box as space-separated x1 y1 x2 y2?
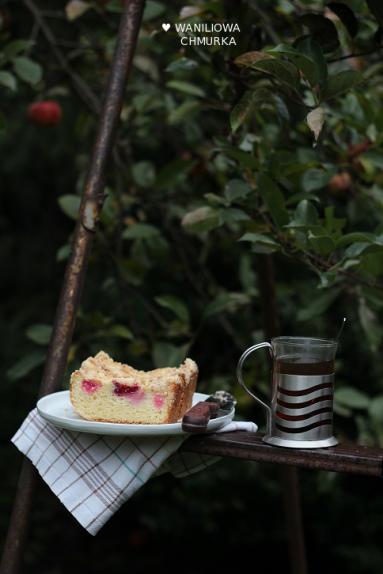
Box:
237 336 338 448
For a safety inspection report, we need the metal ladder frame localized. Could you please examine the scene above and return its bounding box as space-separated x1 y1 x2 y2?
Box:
6 3 375 572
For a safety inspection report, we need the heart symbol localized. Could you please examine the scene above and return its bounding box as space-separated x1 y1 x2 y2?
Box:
162 23 171 32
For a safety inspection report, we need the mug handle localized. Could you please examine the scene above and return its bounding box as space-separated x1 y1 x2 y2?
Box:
236 343 273 435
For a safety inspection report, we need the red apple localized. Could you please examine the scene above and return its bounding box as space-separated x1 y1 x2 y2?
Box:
328 172 352 194
27 100 63 126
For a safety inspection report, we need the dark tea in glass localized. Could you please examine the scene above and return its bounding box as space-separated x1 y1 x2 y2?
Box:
237 337 338 449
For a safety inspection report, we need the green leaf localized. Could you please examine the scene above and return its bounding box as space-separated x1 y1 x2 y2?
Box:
335 386 370 409
106 325 133 340
168 100 200 124
239 232 279 254
322 70 363 101
362 286 383 310
235 51 300 92
143 0 166 21
219 144 259 169
239 232 278 245
105 0 123 12
3 40 34 61
7 351 46 381
301 168 334 192
299 14 340 53
295 199 318 225
294 36 328 85
56 244 71 262
132 161 156 187
204 193 227 207
268 42 325 86
336 233 376 248
123 223 160 240
152 341 188 368
251 59 299 92
224 179 252 202
132 93 158 113
230 90 257 133
344 242 382 258
297 288 340 320
156 158 195 187
287 199 319 227
166 80 205 98
203 292 250 319
166 57 198 73
0 71 17 91
26 324 52 345
327 3 359 37
367 0 383 26
133 55 159 80
257 173 289 228
181 206 220 233
13 57 42 85
333 402 352 417
323 206 345 236
369 395 383 421
203 293 232 319
155 295 190 323
308 232 336 256
219 208 250 224
58 195 81 220
358 298 381 353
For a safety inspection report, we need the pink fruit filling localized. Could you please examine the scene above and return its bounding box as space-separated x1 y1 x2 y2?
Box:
113 382 145 403
153 394 165 409
81 379 101 394
113 382 139 396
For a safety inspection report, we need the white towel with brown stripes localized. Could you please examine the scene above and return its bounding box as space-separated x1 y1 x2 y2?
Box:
11 408 257 535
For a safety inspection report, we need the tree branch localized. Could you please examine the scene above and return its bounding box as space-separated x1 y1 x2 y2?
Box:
328 46 383 63
244 171 383 291
23 0 101 115
279 236 383 291
249 0 281 44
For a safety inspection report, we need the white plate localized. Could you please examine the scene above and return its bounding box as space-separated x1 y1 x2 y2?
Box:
36 391 235 436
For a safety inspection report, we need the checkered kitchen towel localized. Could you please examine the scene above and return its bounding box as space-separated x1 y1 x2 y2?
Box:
11 409 257 535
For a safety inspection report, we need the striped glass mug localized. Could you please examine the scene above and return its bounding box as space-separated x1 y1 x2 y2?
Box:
236 336 338 448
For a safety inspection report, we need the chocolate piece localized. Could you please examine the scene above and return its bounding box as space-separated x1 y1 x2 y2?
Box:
182 401 218 433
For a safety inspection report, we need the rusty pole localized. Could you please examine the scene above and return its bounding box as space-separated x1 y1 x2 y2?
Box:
256 255 308 574
0 2 145 573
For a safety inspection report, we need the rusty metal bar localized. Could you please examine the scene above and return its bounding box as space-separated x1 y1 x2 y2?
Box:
181 433 383 477
256 254 308 574
0 2 145 573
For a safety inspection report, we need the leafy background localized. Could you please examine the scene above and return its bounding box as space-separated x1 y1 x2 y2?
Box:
2 0 383 572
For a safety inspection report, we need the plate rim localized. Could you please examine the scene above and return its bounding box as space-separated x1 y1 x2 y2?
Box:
37 390 235 436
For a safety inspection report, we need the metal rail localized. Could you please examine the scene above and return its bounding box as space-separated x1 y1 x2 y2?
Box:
256 254 308 574
0 2 146 573
181 432 383 477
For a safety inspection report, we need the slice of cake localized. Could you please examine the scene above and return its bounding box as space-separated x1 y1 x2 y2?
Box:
70 351 198 424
